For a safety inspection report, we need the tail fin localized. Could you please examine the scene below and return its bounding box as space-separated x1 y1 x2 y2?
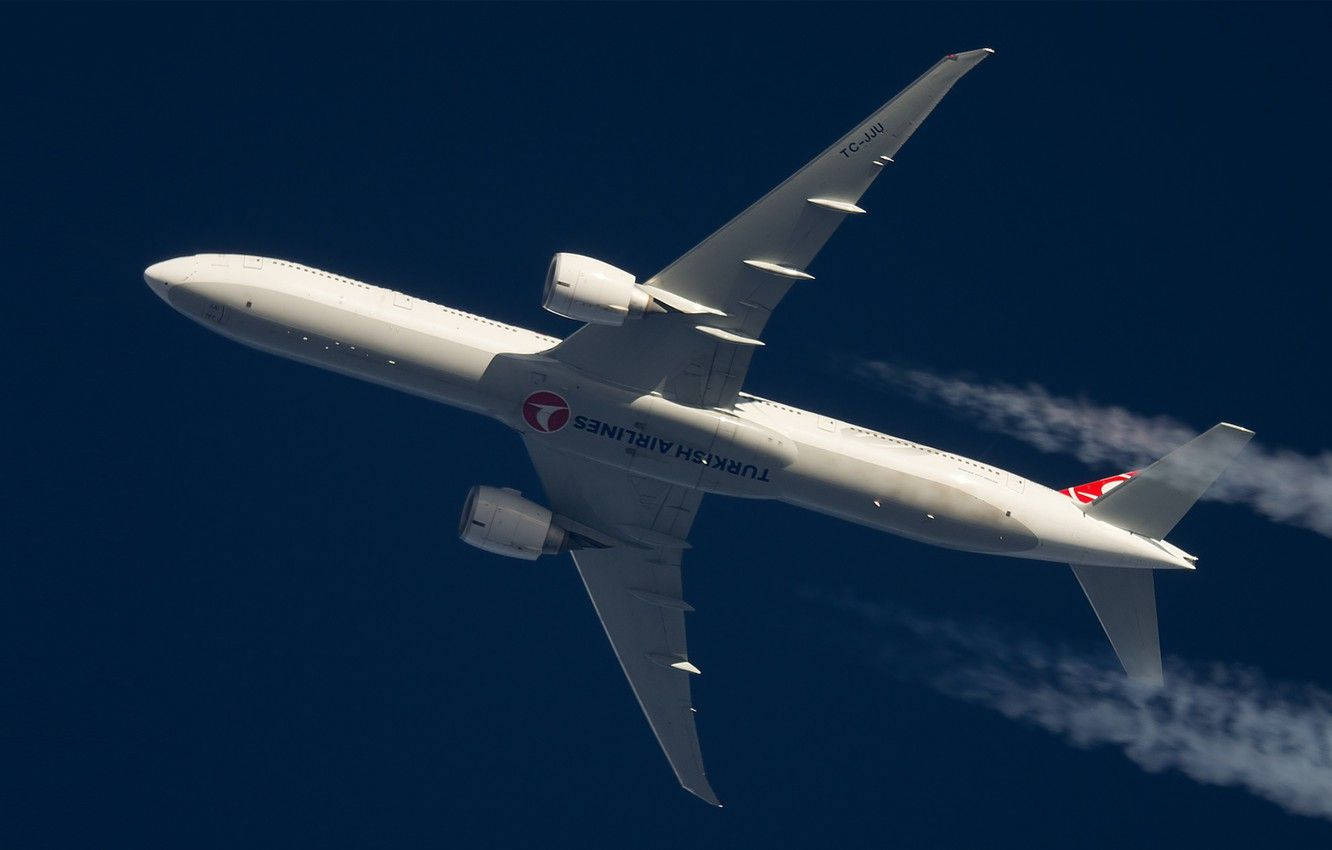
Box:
1083 422 1254 539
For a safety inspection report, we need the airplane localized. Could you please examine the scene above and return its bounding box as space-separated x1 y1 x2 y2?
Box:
144 48 1253 806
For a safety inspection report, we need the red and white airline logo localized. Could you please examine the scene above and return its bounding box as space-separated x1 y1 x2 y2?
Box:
522 391 570 433
1059 471 1139 504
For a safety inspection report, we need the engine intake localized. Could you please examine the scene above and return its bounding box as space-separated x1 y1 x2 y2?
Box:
542 253 658 326
458 485 569 560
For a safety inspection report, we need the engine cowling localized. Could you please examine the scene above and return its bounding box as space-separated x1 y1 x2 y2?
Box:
542 253 655 326
457 485 568 560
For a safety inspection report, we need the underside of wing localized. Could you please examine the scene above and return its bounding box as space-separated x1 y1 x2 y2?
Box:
571 547 718 805
550 49 994 408
1070 563 1163 684
523 438 719 805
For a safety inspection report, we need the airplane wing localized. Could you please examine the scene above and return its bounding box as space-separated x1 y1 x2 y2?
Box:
551 48 994 408
522 437 719 805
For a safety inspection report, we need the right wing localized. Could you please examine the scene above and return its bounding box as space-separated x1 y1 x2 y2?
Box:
551 49 995 408
571 546 717 804
523 437 719 805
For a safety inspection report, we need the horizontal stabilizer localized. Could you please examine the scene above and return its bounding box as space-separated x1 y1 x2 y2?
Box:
1070 564 1163 684
1085 423 1254 539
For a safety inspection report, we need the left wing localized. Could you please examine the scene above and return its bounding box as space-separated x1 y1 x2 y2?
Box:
551 48 994 408
523 437 720 805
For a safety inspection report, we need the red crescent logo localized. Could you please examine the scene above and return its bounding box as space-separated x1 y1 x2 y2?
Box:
522 391 570 433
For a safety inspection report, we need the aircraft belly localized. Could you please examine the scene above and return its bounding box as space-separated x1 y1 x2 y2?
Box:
502 368 798 498
778 443 1038 554
167 280 497 413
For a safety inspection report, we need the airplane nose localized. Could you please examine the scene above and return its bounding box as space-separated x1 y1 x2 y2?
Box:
144 256 196 300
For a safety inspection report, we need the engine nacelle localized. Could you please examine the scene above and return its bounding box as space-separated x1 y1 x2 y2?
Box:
542 253 656 326
457 485 568 560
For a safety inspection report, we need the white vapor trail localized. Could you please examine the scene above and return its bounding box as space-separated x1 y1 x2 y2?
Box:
856 360 1332 538
826 594 1332 821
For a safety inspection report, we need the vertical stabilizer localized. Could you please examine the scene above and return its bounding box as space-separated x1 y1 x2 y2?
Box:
1069 564 1163 684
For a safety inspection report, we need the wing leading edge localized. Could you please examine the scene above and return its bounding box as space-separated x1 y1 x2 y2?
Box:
523 438 719 805
551 49 994 408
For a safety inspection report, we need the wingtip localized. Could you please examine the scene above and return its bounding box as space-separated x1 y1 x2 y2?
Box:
685 784 723 807
945 48 996 63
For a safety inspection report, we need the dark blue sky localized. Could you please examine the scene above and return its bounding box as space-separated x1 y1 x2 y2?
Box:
8 4 1332 847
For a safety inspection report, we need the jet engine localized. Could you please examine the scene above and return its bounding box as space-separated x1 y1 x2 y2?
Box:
542 253 660 326
457 485 571 560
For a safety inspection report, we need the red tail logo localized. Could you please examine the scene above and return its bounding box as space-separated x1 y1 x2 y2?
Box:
1059 470 1139 504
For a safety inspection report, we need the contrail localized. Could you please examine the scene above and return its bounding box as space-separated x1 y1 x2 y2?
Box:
855 360 1332 538
822 592 1332 822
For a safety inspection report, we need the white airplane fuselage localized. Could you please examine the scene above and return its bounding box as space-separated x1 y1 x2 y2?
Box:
146 254 1193 571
